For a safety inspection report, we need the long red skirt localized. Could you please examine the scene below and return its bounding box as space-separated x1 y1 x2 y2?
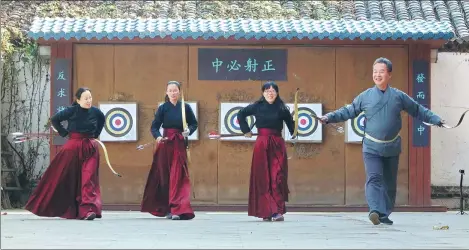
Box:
248 128 289 218
25 132 102 219
140 128 195 220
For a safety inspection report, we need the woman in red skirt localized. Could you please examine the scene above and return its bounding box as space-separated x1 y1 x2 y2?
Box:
237 81 296 222
141 81 198 220
25 87 105 220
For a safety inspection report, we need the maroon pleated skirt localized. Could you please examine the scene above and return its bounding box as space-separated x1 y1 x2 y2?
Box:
140 128 195 220
248 128 289 218
25 132 102 219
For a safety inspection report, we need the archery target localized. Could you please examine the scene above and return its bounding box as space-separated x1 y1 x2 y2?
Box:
345 111 365 143
295 107 319 137
284 103 323 143
224 107 255 135
105 108 132 137
99 102 138 142
220 103 257 142
158 101 199 141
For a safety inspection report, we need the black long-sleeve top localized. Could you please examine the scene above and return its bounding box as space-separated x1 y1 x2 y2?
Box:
150 101 198 139
50 105 105 138
237 101 295 136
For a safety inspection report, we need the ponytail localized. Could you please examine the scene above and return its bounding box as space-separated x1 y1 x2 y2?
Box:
72 100 79 106
164 94 169 103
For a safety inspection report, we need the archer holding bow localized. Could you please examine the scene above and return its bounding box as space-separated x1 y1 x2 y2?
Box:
319 58 447 226
236 82 298 222
25 87 105 221
140 81 198 220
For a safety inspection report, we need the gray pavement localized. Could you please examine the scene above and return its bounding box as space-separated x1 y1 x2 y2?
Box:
1 210 469 249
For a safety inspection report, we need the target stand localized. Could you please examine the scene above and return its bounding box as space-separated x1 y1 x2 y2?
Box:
99 102 138 142
219 102 257 142
284 103 323 143
345 111 366 143
158 101 199 141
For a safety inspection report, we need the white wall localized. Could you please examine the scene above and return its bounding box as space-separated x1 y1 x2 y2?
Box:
1 53 51 179
431 52 469 187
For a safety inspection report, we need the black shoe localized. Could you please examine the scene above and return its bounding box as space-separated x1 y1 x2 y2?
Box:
379 217 393 225
272 214 284 221
84 212 96 220
368 211 380 225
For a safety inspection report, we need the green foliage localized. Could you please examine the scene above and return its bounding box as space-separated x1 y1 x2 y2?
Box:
1 28 14 56
1 28 37 61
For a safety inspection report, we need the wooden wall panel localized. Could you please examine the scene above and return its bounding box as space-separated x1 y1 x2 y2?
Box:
73 45 116 202
110 45 189 204
188 45 263 204
73 45 114 101
274 46 344 205
188 45 344 205
67 43 422 207
408 44 432 206
50 43 73 158
335 47 409 205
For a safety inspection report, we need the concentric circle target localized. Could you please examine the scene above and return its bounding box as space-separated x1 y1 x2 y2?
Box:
104 108 133 137
351 112 366 137
224 107 254 135
292 107 319 137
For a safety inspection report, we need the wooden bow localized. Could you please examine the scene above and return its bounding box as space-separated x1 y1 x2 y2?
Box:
181 89 191 164
94 139 122 177
181 89 195 198
292 88 300 138
288 88 300 160
27 125 122 177
423 109 469 129
42 126 121 177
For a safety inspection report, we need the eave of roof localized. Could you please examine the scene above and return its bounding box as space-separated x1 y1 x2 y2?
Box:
28 18 455 42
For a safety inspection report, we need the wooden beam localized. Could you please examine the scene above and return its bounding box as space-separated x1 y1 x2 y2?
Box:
408 44 432 206
35 37 447 48
49 43 74 160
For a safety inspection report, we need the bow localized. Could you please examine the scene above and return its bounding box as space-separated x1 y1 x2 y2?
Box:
10 129 121 177
181 89 191 164
181 89 196 198
423 109 469 129
52 125 121 177
288 88 300 160
292 88 299 138
94 139 122 177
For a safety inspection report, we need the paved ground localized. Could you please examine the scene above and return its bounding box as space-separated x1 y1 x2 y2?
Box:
1 210 469 249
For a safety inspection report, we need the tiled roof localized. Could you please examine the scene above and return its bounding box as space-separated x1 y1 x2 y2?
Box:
28 18 454 41
339 0 469 42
